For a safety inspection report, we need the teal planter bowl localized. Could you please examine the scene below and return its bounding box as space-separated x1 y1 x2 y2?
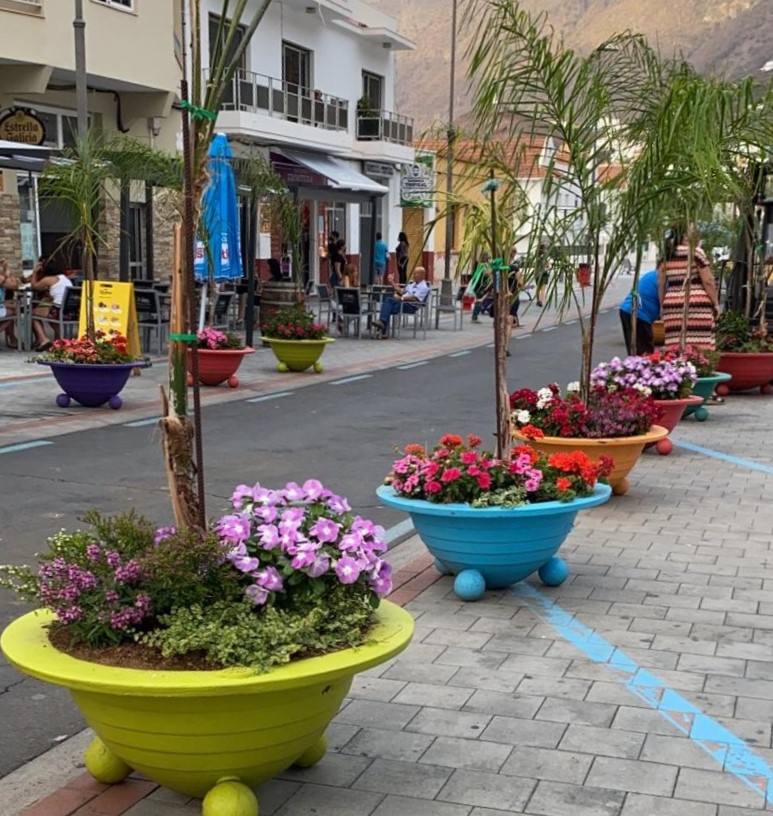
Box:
376 484 611 600
683 372 732 421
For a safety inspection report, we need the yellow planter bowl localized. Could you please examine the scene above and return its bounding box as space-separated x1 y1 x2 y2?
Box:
263 337 334 373
1 601 413 810
513 425 668 496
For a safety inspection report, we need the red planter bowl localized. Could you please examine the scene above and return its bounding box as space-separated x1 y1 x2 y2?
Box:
186 347 254 388
646 396 703 455
715 352 773 395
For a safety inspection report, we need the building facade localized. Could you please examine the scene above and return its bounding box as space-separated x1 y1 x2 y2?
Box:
200 0 417 285
0 0 182 278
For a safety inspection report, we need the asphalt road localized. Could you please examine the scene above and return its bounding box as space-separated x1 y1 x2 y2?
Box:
0 311 624 778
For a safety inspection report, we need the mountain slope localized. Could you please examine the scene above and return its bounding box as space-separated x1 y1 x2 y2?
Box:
369 0 769 130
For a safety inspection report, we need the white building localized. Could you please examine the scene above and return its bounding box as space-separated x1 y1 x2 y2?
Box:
200 0 417 285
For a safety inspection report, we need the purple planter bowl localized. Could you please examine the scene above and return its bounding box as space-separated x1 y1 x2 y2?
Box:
38 360 148 409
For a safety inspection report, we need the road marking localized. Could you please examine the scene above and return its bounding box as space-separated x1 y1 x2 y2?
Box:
448 350 472 358
246 391 293 404
329 374 372 386
516 333 533 339
674 440 773 476
517 583 773 805
486 343 495 348
565 319 578 325
541 326 557 332
124 417 161 428
0 440 53 455
398 361 429 370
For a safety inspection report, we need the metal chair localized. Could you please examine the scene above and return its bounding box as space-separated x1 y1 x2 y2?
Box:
33 286 82 342
316 284 333 326
335 287 370 338
211 292 235 332
134 288 169 354
434 285 465 330
393 298 429 340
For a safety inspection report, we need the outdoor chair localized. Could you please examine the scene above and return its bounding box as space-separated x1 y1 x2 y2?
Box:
33 286 81 342
434 285 465 330
316 284 333 326
211 292 235 332
134 288 169 355
335 287 370 338
393 297 429 341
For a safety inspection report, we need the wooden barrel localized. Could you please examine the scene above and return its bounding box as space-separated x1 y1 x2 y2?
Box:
259 281 304 336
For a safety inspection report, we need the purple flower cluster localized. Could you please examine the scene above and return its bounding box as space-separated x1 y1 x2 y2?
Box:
217 479 393 605
37 541 151 631
591 354 696 400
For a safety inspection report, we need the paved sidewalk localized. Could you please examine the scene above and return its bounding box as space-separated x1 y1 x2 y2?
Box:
13 273 773 816
0 279 632 448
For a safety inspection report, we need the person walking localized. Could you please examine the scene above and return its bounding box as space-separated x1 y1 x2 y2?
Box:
374 232 389 285
619 262 664 355
395 232 410 284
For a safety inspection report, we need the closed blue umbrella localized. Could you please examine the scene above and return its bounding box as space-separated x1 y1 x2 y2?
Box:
194 133 243 281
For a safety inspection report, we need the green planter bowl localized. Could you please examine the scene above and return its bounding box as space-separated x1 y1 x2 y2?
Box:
1 602 413 814
263 337 334 373
683 372 732 421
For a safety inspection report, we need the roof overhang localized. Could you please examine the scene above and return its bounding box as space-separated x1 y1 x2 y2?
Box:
331 19 415 51
272 149 388 201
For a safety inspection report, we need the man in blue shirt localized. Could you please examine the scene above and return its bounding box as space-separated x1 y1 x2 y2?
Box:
619 262 664 355
373 232 389 285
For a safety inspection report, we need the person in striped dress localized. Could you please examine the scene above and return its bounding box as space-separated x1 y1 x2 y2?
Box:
659 232 720 349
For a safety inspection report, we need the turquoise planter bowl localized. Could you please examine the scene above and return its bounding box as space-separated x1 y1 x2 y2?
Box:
376 484 611 600
683 372 732 421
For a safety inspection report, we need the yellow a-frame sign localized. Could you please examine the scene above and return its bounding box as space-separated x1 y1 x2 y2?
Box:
78 281 142 359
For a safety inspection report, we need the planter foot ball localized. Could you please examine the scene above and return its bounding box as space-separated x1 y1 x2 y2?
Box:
694 406 709 422
84 738 131 784
538 556 569 587
293 734 328 768
612 477 629 496
202 779 258 816
454 569 487 601
655 437 673 456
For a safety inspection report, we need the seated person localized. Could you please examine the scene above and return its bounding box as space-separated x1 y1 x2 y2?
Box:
332 264 360 330
31 266 77 351
373 266 430 338
0 258 21 348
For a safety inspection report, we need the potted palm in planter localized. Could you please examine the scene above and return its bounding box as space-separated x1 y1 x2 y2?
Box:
714 311 773 395
37 331 148 409
589 353 701 454
1 482 412 815
510 384 667 495
186 328 254 387
262 305 333 373
377 434 611 600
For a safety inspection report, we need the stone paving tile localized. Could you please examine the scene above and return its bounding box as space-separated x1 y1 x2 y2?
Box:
674 767 768 809
347 676 406 702
500 744 593 785
524 780 625 816
462 689 544 719
436 768 536 811
352 758 452 799
273 783 384 816
381 659 459 685
422 628 494 649
620 793 718 816
484 634 555 655
277 752 372 788
371 796 471 816
391 681 475 710
419 736 513 773
585 756 678 796
325 722 361 752
333 699 420 731
498 654 572 677
434 646 508 670
611 706 686 737
481 715 567 748
676 653 746 678
536 696 618 728
639 733 725 771
558 724 645 760
339 727 434 762
406 707 493 740
447 666 523 693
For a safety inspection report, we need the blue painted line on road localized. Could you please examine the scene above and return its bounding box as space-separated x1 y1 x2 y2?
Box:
398 361 429 370
329 374 372 386
674 440 773 476
124 417 161 428
0 440 53 455
246 391 293 404
448 350 471 358
517 583 773 804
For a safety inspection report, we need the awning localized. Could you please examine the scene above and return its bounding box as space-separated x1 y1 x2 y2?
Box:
276 149 388 198
0 139 52 172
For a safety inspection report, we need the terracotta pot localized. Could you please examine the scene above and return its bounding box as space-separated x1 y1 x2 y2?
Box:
648 397 703 455
186 347 254 388
512 425 668 496
715 352 773 395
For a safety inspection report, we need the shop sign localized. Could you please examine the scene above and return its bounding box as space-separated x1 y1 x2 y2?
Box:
0 108 46 146
364 161 394 179
400 154 433 208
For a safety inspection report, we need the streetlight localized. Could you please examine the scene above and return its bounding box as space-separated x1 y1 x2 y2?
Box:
73 0 88 136
440 0 458 308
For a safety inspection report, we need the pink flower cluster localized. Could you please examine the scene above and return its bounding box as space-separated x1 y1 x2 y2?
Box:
217 479 393 606
196 327 243 350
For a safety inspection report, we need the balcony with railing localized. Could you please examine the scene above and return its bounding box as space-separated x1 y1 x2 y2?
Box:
0 0 43 14
356 109 414 146
221 69 349 133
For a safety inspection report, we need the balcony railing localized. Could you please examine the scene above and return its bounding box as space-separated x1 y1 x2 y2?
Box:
356 110 414 146
220 69 349 133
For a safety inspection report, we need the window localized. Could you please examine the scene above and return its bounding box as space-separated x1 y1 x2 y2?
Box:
128 203 147 280
16 104 88 148
208 14 247 72
362 72 383 111
92 0 133 9
282 42 312 93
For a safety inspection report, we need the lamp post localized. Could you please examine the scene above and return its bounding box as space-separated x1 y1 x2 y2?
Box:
440 0 458 307
73 0 88 136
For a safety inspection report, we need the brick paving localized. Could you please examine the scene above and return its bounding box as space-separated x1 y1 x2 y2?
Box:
7 273 773 815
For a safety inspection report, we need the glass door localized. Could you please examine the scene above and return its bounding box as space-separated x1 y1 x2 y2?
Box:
282 42 312 122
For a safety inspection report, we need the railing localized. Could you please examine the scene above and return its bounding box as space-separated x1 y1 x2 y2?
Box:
356 110 414 146
219 69 349 133
0 0 43 10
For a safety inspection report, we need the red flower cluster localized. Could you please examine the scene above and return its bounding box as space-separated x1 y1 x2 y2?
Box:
388 434 609 507
41 331 135 365
511 384 663 439
263 306 327 341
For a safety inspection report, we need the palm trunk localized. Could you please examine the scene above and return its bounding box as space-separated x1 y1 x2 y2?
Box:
679 224 698 351
494 276 511 460
581 240 602 399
